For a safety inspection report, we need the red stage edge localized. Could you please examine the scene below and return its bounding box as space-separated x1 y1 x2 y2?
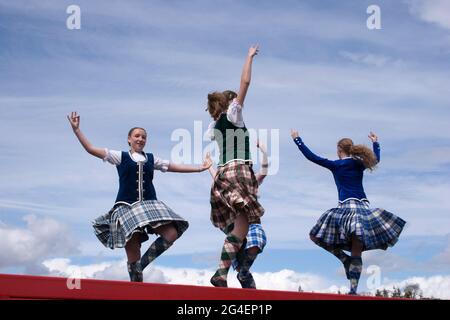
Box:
0 273 395 300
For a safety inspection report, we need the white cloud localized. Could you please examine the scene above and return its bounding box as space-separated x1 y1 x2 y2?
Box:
0 199 72 214
0 215 79 271
376 275 450 299
408 0 450 30
382 146 450 172
339 51 393 67
428 235 450 270
43 258 112 279
254 57 450 104
40 258 450 299
363 250 416 274
41 258 346 293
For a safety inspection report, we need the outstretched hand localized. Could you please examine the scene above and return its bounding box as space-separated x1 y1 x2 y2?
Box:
67 111 80 131
248 44 259 58
256 139 267 154
200 154 213 171
368 131 378 143
204 152 213 167
290 129 300 139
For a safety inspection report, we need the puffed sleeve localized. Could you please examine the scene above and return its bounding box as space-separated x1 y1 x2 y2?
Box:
154 156 170 172
103 149 122 165
206 121 216 141
226 98 245 127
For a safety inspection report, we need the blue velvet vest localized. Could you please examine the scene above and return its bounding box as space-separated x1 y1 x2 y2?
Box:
115 152 157 204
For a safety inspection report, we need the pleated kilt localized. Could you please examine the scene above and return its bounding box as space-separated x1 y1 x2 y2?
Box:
92 200 189 249
245 223 267 252
210 160 265 231
309 199 406 252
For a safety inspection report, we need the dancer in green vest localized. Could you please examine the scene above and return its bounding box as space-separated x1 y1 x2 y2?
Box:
204 140 269 289
205 45 265 287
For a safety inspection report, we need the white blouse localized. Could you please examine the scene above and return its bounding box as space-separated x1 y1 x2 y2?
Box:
207 98 245 140
103 149 170 172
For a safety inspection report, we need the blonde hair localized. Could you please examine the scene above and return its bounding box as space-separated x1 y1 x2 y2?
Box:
338 138 378 170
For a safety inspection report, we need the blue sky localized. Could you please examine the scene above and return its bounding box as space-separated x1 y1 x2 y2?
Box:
1 0 450 297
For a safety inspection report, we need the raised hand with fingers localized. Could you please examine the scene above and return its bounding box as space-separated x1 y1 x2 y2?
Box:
67 111 106 159
201 157 213 171
248 44 259 58
67 111 80 131
256 139 267 154
368 131 378 143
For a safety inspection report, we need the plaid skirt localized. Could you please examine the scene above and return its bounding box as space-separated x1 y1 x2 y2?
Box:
92 200 189 249
245 223 267 252
309 199 406 252
210 161 265 231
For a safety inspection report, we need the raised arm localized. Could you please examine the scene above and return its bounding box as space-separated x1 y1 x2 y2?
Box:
67 112 106 159
255 140 268 185
368 131 380 163
290 129 337 171
236 45 259 107
167 158 211 173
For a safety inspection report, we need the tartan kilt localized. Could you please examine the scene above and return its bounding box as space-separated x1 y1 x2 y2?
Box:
309 199 406 252
245 223 267 252
210 161 265 231
92 200 189 249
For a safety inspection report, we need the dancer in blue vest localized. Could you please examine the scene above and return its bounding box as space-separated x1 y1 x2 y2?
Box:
204 140 269 289
290 129 406 295
205 45 265 287
68 112 211 282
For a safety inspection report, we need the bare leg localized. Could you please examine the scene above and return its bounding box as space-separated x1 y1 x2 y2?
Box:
310 235 351 279
125 232 141 263
351 235 363 257
154 223 179 243
232 214 250 240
